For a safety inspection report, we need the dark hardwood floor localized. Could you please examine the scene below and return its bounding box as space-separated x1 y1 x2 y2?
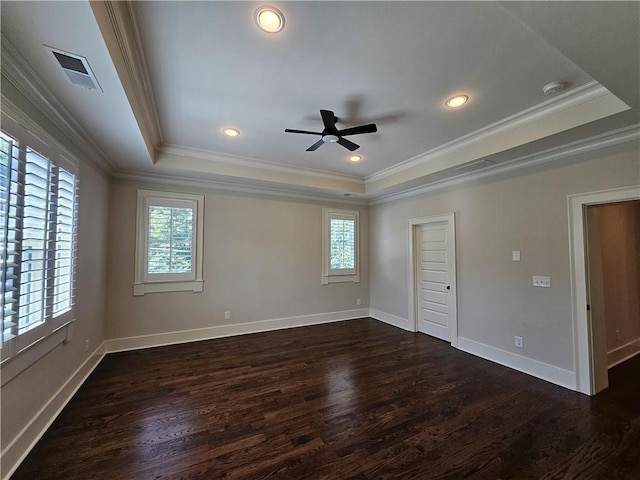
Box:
12 318 640 479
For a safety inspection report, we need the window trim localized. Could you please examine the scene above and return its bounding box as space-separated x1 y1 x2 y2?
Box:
322 207 360 285
134 189 204 296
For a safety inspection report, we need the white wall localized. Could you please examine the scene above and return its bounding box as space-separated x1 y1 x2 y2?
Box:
370 142 640 378
106 180 369 347
0 109 110 478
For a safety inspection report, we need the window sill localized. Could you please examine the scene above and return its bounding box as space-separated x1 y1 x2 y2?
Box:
1 321 73 386
133 280 204 296
321 274 360 285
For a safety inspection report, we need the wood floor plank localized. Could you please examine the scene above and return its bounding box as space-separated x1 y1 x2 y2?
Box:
10 318 640 479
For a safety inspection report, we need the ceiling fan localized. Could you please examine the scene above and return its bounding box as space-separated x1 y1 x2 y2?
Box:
285 109 377 151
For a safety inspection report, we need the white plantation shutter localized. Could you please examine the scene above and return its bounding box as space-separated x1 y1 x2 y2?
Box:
147 204 194 275
0 122 78 363
53 167 76 317
19 147 52 334
330 217 356 270
1 132 19 347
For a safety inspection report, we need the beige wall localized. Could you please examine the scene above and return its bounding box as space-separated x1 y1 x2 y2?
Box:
370 142 640 372
106 180 369 340
0 154 110 466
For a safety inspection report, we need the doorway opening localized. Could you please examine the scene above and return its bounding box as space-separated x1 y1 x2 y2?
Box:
586 200 640 392
569 186 640 395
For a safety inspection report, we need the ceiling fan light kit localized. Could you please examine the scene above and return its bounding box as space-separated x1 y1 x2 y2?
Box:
285 109 377 152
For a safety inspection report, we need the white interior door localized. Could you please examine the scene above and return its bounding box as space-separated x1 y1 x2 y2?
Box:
414 218 457 342
585 206 609 393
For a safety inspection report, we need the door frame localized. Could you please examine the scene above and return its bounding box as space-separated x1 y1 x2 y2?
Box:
568 185 639 395
407 213 458 346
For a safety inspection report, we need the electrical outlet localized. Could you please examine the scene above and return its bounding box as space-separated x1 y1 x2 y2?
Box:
533 276 551 288
356 298 361 306
224 311 231 320
515 336 523 348
85 339 90 352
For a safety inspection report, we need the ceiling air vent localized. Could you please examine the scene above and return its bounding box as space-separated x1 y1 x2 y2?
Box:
47 46 102 92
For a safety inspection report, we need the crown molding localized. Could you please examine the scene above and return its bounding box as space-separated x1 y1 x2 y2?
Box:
106 123 639 207
112 169 369 206
0 35 115 173
158 143 364 184
370 124 640 205
365 81 628 192
90 1 163 159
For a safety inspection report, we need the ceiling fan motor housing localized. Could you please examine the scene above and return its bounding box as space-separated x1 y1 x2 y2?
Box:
284 109 377 152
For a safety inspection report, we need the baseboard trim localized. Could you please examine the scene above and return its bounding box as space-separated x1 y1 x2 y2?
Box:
457 337 576 391
608 349 640 369
1 342 107 480
608 337 640 355
105 308 370 353
369 309 413 331
608 338 640 368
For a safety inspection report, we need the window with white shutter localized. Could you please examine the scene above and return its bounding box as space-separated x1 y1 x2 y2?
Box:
322 208 359 284
134 190 204 296
1 119 78 371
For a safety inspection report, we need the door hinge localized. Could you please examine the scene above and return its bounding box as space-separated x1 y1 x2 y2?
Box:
587 304 591 311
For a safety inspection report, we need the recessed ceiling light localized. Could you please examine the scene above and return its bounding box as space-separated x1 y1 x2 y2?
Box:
445 95 469 108
349 155 362 162
223 128 240 137
255 6 285 33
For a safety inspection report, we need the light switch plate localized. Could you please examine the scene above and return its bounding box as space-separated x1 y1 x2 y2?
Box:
533 276 551 288
512 250 521 261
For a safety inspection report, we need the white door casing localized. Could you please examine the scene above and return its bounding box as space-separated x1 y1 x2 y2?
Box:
408 213 458 346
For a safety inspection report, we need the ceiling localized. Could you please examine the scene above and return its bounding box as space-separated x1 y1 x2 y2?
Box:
1 1 638 202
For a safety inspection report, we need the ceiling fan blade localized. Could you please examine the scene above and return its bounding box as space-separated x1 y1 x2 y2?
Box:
337 123 377 137
306 139 325 151
337 137 360 151
285 129 323 135
320 109 337 130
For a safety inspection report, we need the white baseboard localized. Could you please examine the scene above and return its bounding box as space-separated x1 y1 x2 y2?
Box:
457 337 576 391
369 308 413 331
607 337 640 368
105 308 370 353
1 342 106 480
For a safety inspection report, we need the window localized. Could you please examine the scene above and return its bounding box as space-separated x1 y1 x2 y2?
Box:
134 190 204 296
1 119 78 369
322 208 359 284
